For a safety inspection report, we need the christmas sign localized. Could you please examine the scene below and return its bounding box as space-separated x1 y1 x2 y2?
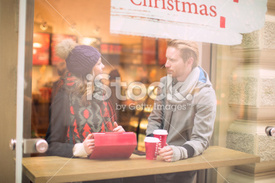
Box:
110 0 268 45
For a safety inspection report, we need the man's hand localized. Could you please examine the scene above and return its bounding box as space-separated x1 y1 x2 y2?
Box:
158 146 173 162
83 134 95 155
113 122 125 133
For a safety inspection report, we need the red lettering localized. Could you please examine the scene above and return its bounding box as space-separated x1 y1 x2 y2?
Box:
148 0 153 7
131 0 216 18
182 2 198 14
154 0 159 8
167 0 174 10
210 6 217 17
199 4 208 16
175 0 181 12
130 0 141 6
162 0 166 9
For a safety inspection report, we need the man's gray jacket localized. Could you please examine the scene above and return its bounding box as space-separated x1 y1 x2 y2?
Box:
146 66 217 161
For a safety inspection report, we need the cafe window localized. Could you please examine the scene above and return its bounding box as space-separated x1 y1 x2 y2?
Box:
31 0 213 152
14 0 271 183
31 0 172 151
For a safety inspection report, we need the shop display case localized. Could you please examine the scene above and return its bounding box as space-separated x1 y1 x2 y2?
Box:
121 43 142 65
32 33 50 65
142 37 156 65
101 43 122 65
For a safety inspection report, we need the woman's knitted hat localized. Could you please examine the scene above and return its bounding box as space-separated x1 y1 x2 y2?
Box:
55 39 101 77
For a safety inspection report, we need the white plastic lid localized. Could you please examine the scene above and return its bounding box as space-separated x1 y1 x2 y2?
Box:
144 137 160 143
153 129 168 135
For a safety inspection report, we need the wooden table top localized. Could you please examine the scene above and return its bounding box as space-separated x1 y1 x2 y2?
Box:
22 146 260 183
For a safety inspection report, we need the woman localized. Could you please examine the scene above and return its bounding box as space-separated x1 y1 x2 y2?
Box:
46 39 125 158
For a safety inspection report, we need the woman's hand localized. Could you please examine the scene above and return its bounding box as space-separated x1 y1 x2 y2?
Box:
113 122 125 133
158 146 173 162
83 134 95 155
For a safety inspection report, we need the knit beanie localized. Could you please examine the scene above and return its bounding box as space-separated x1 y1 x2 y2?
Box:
55 39 101 77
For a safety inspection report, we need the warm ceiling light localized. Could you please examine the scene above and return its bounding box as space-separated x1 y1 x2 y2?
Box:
81 37 97 45
40 21 48 31
33 43 42 48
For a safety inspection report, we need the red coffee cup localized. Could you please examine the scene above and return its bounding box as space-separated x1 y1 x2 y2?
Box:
144 137 160 160
153 129 168 148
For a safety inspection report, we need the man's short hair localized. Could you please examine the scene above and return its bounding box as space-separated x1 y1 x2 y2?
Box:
167 40 199 68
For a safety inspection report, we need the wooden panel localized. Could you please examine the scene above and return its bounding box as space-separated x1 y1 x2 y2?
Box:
0 1 34 182
0 1 19 182
22 146 260 183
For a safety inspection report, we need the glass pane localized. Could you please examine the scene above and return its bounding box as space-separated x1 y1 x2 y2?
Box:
16 0 272 183
31 0 175 153
24 1 214 182
16 0 27 182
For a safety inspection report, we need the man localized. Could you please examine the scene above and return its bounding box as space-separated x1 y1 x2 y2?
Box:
146 40 216 183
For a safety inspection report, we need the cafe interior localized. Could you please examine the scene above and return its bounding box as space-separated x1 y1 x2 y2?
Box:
23 0 275 182
31 0 170 150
